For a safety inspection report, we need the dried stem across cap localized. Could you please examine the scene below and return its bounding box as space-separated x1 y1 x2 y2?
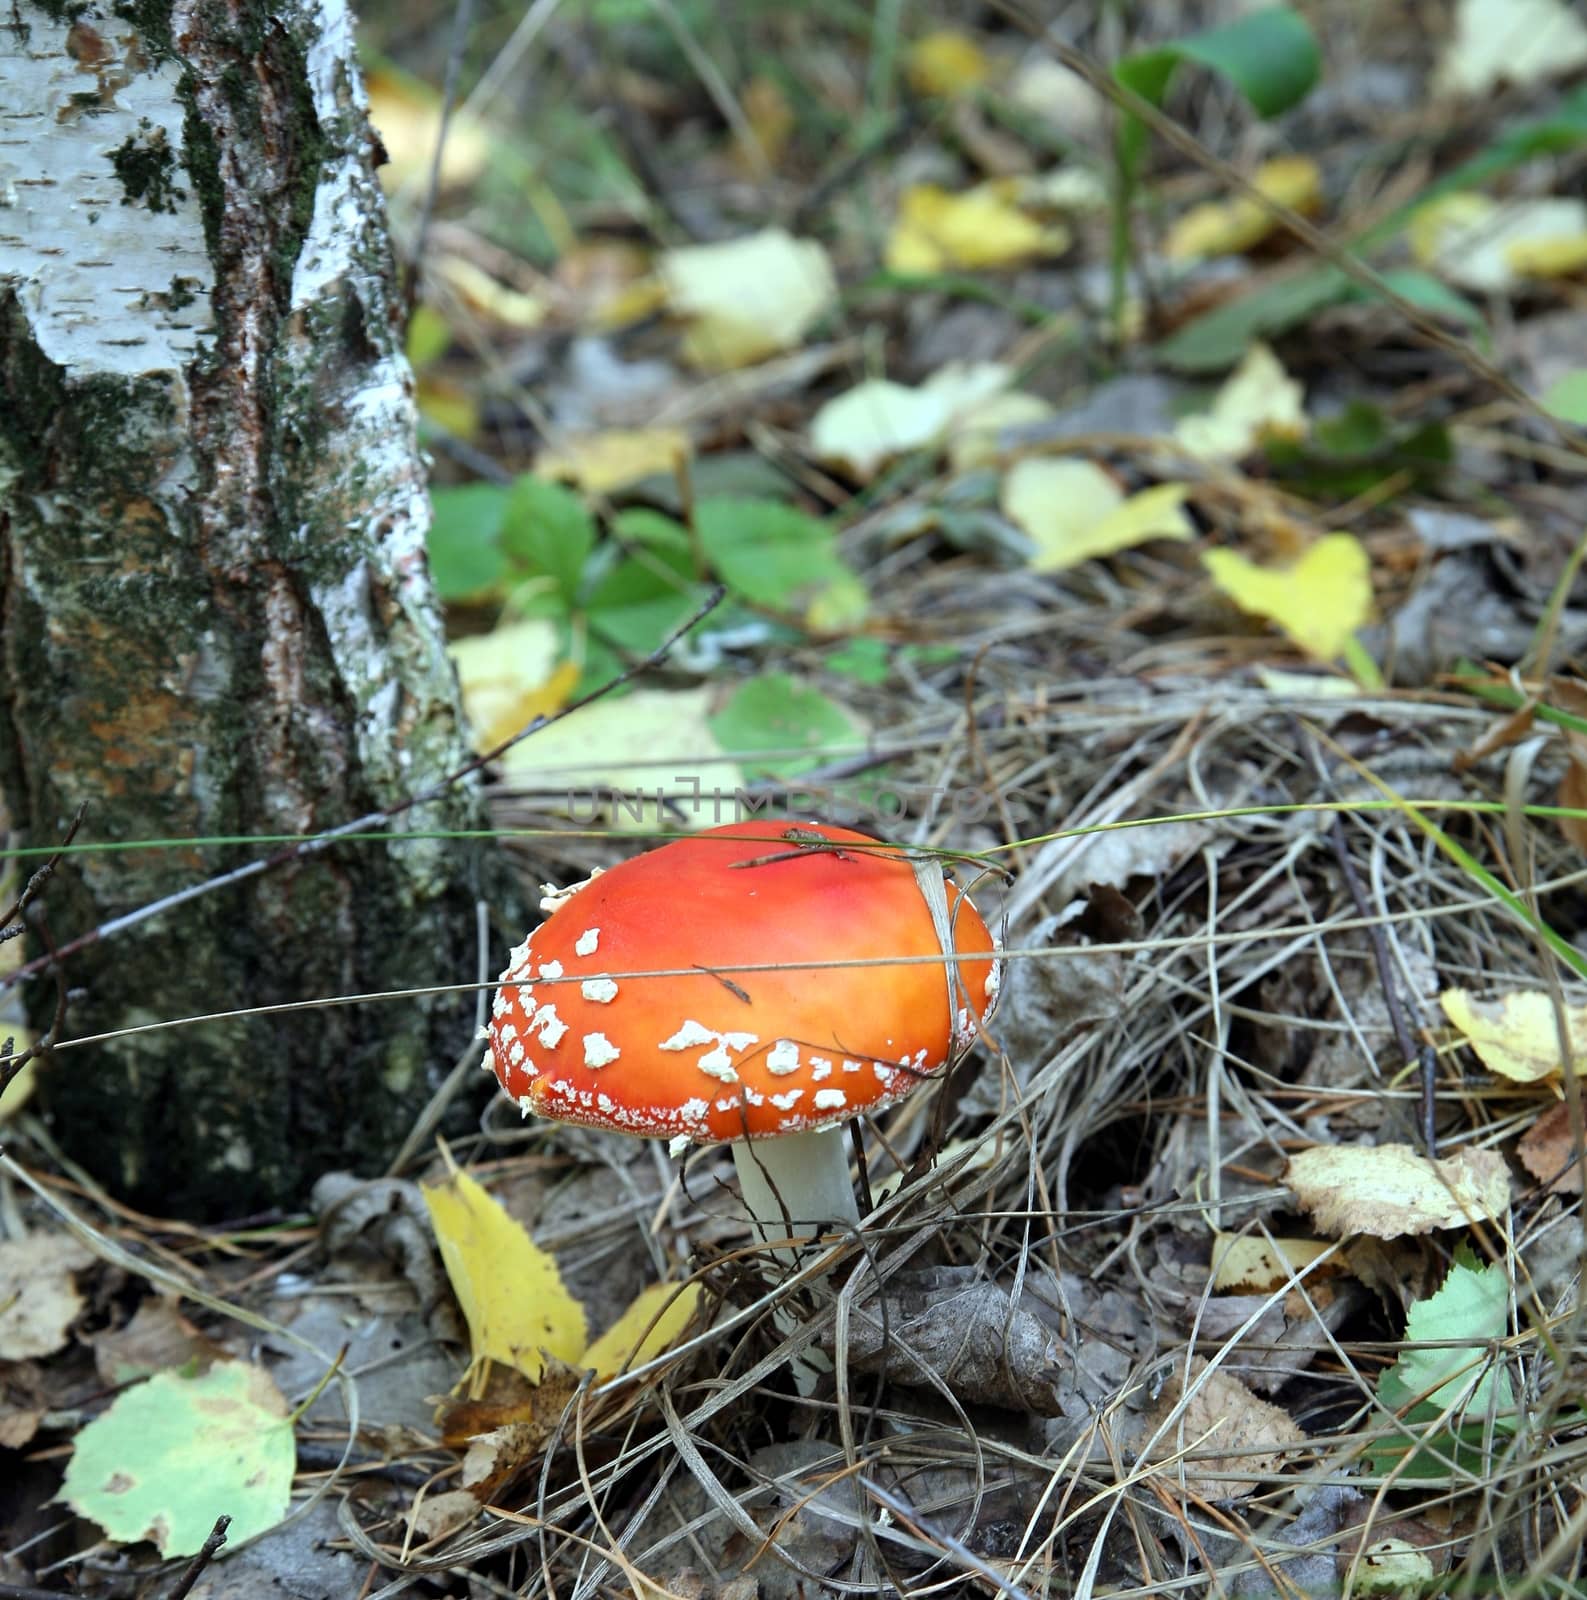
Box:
486 820 1000 1146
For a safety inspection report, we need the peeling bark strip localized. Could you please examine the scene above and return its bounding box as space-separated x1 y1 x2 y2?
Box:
0 0 514 1215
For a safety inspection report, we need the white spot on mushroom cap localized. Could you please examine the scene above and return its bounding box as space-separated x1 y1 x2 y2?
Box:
660 1020 715 1051
842 1058 863 1074
539 960 564 981
539 868 604 916
680 1097 709 1122
766 1039 801 1076
668 1134 691 1158
533 1004 568 1048
575 927 600 956
769 1088 804 1111
582 978 618 1004
696 1046 739 1083
584 1032 620 1068
813 1088 847 1111
516 1094 534 1118
809 1057 831 1081
491 993 512 1020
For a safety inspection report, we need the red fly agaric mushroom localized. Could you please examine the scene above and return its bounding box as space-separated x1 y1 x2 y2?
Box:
485 820 1000 1250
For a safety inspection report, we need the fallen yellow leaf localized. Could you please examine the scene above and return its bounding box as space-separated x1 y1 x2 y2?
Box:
1285 1143 1510 1239
947 390 1054 472
906 29 994 97
536 428 692 496
1165 156 1323 261
423 1168 588 1386
500 688 746 831
886 182 1070 274
809 363 1012 479
1203 531 1372 661
433 255 548 332
1440 987 1587 1083
450 621 578 754
582 1282 703 1380
1175 342 1306 460
661 229 837 370
1434 0 1587 97
1411 193 1587 291
1210 1233 1335 1293
737 75 795 172
366 67 490 194
416 375 481 442
1003 463 1194 572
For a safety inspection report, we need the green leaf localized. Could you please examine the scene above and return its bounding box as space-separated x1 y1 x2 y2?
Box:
693 498 858 612
501 475 597 604
825 636 892 685
1157 268 1348 371
708 674 864 780
1348 268 1485 333
1116 7 1320 176
585 542 708 659
405 303 452 371
1369 1247 1518 1477
428 483 509 600
1543 370 1587 426
61 1361 295 1557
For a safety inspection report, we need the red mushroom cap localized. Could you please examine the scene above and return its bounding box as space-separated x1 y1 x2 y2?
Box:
487 821 999 1144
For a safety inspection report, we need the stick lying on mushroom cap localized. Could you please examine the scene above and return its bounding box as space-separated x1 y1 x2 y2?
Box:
486 819 1001 1266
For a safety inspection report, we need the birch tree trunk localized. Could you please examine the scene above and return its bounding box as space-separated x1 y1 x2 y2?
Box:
0 0 511 1215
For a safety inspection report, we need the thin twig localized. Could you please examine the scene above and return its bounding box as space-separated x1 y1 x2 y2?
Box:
166 1515 231 1600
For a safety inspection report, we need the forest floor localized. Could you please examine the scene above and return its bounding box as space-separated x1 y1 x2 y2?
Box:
7 2 1587 1596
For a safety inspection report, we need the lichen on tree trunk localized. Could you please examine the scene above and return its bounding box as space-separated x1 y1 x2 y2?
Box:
0 0 515 1215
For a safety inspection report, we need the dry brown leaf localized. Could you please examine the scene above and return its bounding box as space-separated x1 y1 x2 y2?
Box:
1517 1101 1586 1194
0 1232 93 1360
1140 1359 1305 1490
1559 732 1587 853
1285 1143 1510 1238
90 1298 221 1387
840 1270 1065 1414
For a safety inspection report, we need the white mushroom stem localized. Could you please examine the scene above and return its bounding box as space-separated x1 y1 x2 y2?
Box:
731 1129 861 1259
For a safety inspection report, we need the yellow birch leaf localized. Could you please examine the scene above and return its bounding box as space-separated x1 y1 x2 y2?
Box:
416 376 481 441
449 621 578 754
366 67 490 194
1203 532 1372 660
423 1168 588 1385
737 75 795 172
1175 342 1306 459
661 229 837 370
1003 464 1194 572
499 688 746 831
948 390 1054 471
583 1282 703 1380
1434 0 1587 97
1285 1143 1510 1239
433 256 548 331
1165 156 1323 261
1210 1233 1334 1292
1411 194 1587 291
886 183 1070 273
535 428 692 495
1440 987 1587 1082
906 30 994 97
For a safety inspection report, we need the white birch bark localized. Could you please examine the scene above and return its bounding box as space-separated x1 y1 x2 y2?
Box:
0 0 512 1214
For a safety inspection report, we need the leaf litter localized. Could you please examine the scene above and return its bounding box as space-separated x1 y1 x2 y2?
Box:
15 2 1587 1596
